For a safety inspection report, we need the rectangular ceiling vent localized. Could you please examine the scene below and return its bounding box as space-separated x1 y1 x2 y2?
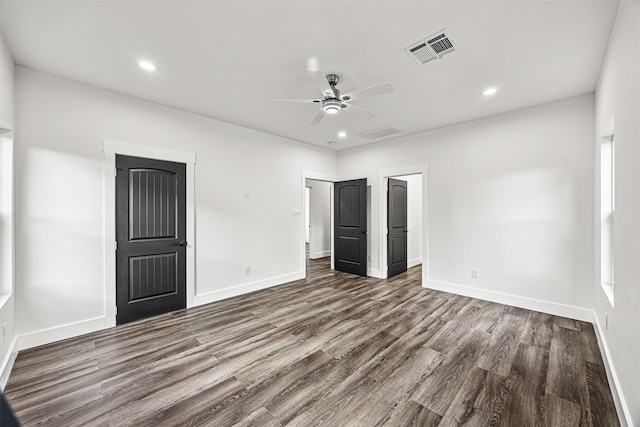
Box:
405 28 457 65
358 125 402 140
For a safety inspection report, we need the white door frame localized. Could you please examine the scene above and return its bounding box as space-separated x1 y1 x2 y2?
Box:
102 139 196 328
378 165 429 280
301 170 338 278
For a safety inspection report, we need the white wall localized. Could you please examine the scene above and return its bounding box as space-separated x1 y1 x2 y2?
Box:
593 2 640 425
339 94 595 320
13 67 337 347
305 179 331 259
393 174 422 268
0 3 17 389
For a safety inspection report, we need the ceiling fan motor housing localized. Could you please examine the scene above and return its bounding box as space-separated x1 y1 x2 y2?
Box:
326 73 340 86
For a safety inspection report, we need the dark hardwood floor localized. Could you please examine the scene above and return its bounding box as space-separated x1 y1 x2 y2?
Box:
4 257 619 426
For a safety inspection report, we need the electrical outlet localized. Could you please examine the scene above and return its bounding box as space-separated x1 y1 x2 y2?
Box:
605 312 609 330
2 322 6 344
471 268 479 279
244 266 251 275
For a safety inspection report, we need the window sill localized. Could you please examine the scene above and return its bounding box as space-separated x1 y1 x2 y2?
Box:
0 292 10 310
601 282 614 308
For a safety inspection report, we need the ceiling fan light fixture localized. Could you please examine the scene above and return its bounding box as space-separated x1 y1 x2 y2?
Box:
323 99 342 114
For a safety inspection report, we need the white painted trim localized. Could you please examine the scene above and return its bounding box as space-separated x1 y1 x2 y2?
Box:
103 139 196 164
102 139 196 328
408 257 423 268
378 165 429 280
0 294 9 310
194 272 304 306
367 268 383 279
301 170 338 277
0 117 12 136
593 313 633 427
310 250 331 260
16 317 106 352
424 279 594 322
0 336 17 390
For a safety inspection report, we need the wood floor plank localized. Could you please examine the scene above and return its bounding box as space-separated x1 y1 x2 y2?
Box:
546 326 590 408
581 323 604 365
476 313 527 376
500 343 549 426
587 361 620 426
555 316 582 331
345 347 442 425
380 400 442 427
544 394 586 427
4 258 620 426
521 310 555 350
413 329 489 415
229 407 282 427
439 366 512 427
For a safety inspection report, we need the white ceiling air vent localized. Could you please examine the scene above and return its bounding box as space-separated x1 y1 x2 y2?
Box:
405 28 457 65
358 125 402 140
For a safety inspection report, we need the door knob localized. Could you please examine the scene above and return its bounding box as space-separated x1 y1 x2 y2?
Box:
178 241 187 246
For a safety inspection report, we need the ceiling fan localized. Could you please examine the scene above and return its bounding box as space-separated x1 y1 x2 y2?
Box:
270 68 394 125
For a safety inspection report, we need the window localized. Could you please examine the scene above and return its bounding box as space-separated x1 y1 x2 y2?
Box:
0 136 14 305
600 119 615 306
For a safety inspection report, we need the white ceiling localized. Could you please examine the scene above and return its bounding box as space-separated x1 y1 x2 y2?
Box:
1 1 618 151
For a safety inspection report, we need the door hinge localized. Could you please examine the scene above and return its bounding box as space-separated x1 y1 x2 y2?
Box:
114 167 118 177
114 241 118 251
386 228 389 234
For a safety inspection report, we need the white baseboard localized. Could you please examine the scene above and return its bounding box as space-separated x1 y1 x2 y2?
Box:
408 257 422 268
310 250 331 260
593 314 633 427
423 279 593 322
16 316 106 352
194 272 304 306
0 336 17 390
367 268 383 279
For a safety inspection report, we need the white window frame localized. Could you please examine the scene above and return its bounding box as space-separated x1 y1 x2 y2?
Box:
600 116 615 307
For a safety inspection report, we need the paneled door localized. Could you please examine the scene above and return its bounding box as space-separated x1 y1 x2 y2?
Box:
334 178 367 276
387 178 408 277
116 155 186 324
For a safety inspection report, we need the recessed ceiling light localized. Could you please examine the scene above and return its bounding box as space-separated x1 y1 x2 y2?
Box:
327 141 337 145
482 87 498 96
337 131 347 138
138 60 159 72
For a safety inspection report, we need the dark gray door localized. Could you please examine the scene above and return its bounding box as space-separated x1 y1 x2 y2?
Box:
334 178 367 276
116 155 186 324
387 178 408 277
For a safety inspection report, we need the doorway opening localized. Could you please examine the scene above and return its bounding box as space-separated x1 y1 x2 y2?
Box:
305 178 333 276
380 169 426 281
300 171 371 279
103 139 196 328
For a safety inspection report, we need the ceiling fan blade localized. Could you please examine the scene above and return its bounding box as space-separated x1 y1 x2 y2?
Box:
307 68 336 97
270 98 320 103
309 109 326 125
343 103 376 119
342 83 394 102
